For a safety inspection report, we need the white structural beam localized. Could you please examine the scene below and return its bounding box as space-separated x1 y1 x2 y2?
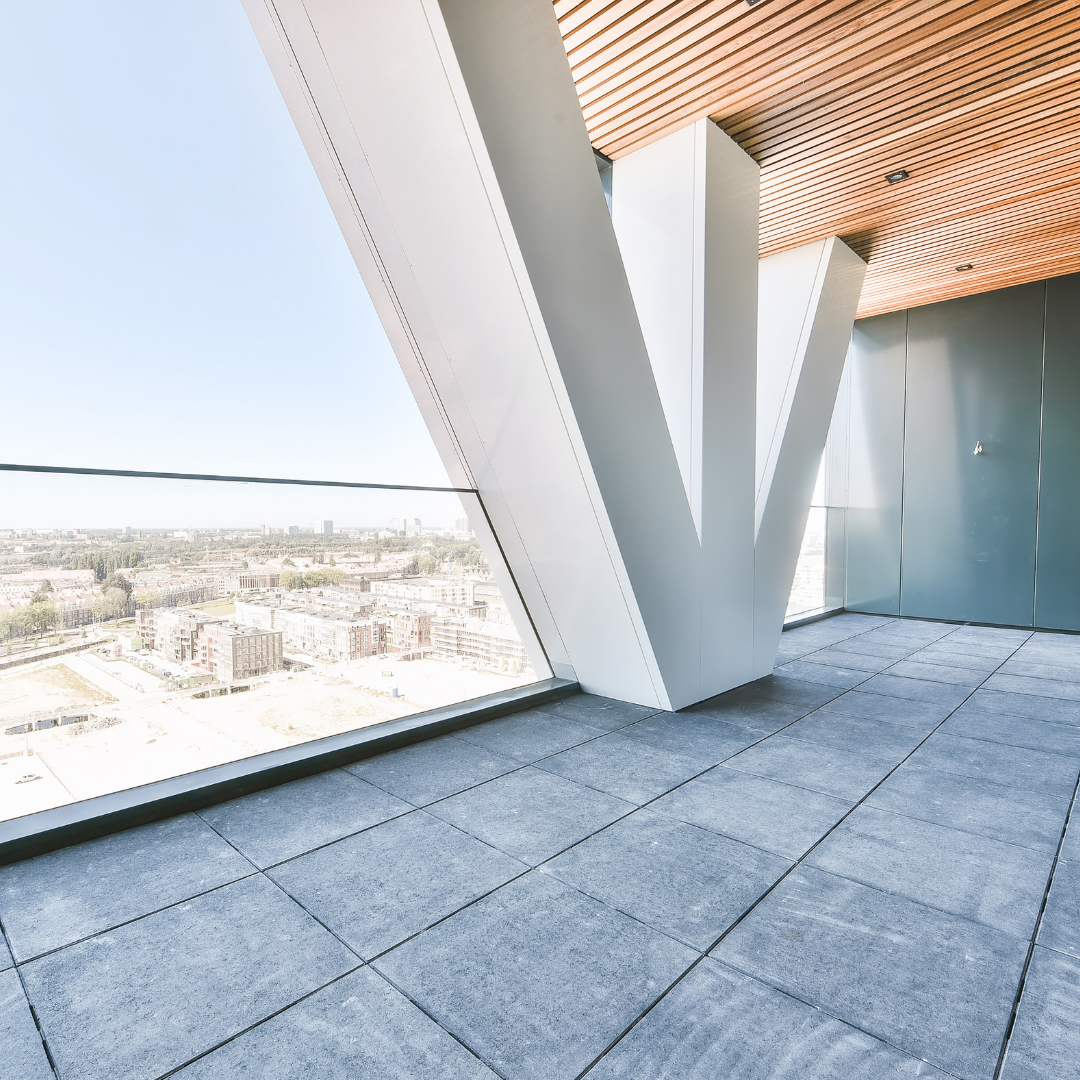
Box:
754 237 867 673
242 0 711 709
612 119 759 692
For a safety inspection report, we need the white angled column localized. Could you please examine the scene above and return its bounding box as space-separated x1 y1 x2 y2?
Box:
612 119 759 694
754 237 867 673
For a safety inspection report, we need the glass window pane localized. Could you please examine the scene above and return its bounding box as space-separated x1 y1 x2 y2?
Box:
787 507 827 618
0 471 543 823
0 0 447 486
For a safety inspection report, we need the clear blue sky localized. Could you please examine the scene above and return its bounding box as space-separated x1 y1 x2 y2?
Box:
0 0 456 528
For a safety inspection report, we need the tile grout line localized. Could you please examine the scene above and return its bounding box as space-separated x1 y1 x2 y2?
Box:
9 869 262 967
574 625 1035 1079
151 963 366 1080
0 912 60 1079
991 761 1080 1080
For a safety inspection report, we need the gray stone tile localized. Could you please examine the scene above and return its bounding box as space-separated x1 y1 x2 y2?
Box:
859 674 973 707
621 711 760 765
543 809 790 950
998 659 1080 682
683 695 809 735
1000 947 1080 1080
374 871 695 1080
21 874 357 1080
782 713 925 764
0 967 53 1080
880 661 986 687
714 866 1027 1080
721 674 843 713
269 811 523 960
724 735 893 801
198 770 412 869
816 691 952 730
985 673 1080 702
174 965 499 1079
774 660 869 689
343 734 520 806
907 648 1004 672
822 639 916 661
589 958 951 1080
0 931 11 972
650 766 853 859
968 688 1080 727
908 733 1080 798
917 641 1016 662
868 764 1070 853
801 647 898 673
534 693 659 731
941 706 1080 758
1037 858 1080 960
534 731 703 805
764 673 850 708
425 767 632 866
808 805 1053 938
1063 814 1080 861
0 814 252 961
946 626 1030 646
453 709 606 762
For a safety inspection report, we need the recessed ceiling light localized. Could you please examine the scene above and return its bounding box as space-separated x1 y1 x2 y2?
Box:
956 263 974 272
885 169 910 184
747 0 763 5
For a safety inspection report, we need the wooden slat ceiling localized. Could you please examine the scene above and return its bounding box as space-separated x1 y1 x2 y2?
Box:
555 0 1080 317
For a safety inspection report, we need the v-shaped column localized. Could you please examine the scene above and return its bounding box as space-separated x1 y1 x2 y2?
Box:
243 0 864 707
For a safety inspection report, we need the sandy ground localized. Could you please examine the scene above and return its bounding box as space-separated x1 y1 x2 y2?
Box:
0 653 534 823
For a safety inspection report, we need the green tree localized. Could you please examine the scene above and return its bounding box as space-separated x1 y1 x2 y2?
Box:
96 588 128 626
416 553 438 575
279 569 305 591
101 571 133 596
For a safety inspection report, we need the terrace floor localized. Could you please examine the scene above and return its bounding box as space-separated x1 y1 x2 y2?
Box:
1 612 1079 1080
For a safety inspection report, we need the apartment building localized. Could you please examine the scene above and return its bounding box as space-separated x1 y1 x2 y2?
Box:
385 609 432 651
431 616 530 674
198 621 283 681
233 598 386 661
371 577 476 606
135 609 212 663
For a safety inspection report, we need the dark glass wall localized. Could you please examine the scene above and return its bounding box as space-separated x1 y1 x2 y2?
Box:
847 272 1080 630
845 311 907 615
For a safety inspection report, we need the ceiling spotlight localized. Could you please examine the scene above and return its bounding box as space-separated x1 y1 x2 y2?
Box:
885 169 910 184
747 0 764 5
956 263 974 272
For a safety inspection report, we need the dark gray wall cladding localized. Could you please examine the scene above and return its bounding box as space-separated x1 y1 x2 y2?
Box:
846 310 907 616
847 277 1074 629
1035 273 1080 631
901 282 1044 625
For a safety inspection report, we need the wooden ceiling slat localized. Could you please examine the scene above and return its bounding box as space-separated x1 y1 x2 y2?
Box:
555 0 1080 315
724 0 1073 148
759 90 1080 220
577 0 952 137
736 16 1080 162
579 0 988 150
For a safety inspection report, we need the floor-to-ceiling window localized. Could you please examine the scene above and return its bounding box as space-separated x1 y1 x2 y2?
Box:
0 1 544 824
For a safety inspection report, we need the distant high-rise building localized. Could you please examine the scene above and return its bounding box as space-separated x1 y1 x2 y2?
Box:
312 520 333 535
287 525 300 536
389 517 404 534
261 524 272 536
454 517 470 535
